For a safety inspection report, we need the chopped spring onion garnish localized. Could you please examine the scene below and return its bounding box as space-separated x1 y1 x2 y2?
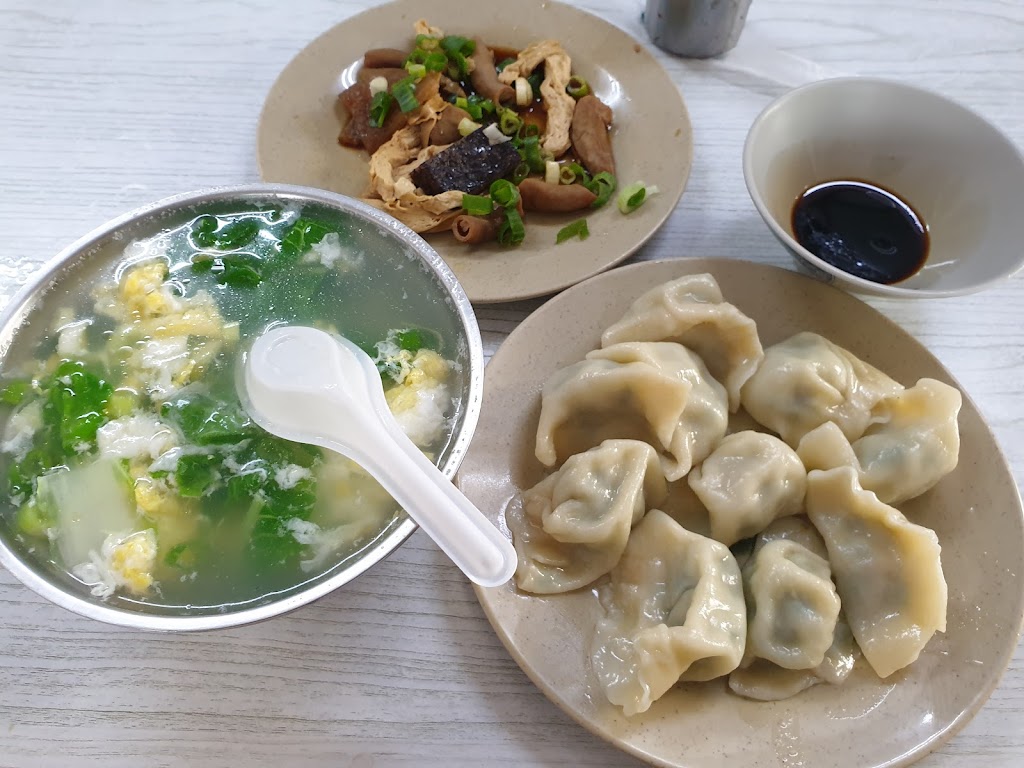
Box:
545 160 560 185
462 194 494 217
518 122 540 139
518 135 547 173
458 117 482 136
441 35 476 57
457 95 495 120
489 179 520 208
392 78 420 113
498 108 522 136
527 71 544 98
423 51 448 72
498 207 526 246
415 34 440 51
483 124 511 145
511 161 531 185
368 76 389 97
515 77 533 106
559 165 577 185
556 219 590 244
496 57 516 73
566 75 590 99
585 171 617 208
368 91 393 128
405 62 427 80
446 50 470 80
471 95 496 115
565 161 590 186
617 181 659 214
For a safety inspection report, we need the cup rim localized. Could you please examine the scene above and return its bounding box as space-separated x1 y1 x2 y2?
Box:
742 76 1024 298
0 183 484 631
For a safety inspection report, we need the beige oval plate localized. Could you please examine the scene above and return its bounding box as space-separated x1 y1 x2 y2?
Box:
256 0 692 304
458 258 1024 768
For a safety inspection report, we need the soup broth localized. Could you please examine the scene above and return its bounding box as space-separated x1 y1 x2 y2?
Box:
0 201 468 616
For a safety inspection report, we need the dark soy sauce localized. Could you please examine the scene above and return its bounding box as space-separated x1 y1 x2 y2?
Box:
791 180 929 284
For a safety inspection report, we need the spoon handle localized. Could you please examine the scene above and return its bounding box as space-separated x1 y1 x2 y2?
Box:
355 430 517 588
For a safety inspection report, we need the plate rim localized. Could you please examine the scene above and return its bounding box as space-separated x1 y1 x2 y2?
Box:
466 257 1024 768
255 0 694 304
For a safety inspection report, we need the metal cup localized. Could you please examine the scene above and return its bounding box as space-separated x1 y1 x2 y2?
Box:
644 0 753 58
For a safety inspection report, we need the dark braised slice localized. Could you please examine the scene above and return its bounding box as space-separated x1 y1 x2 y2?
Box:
363 48 408 68
337 82 407 154
571 95 616 176
429 105 473 145
410 129 521 195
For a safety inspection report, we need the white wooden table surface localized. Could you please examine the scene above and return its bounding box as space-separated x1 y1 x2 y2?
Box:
1 1 1022 766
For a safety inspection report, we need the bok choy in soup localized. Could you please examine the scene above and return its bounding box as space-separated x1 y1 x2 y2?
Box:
0 202 467 615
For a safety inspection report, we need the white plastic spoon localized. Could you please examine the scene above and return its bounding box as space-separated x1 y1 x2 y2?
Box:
238 325 517 588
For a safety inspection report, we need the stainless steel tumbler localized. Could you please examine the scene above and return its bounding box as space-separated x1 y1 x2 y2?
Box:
644 0 753 58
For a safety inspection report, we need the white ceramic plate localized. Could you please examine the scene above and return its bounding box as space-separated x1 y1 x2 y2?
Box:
257 0 692 303
457 258 1024 768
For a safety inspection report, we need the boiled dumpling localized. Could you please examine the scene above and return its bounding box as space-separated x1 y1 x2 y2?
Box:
805 467 947 678
798 378 961 505
741 539 841 670
534 353 689 474
729 517 859 701
858 379 961 501
535 342 728 481
600 273 763 411
688 431 806 545
591 509 746 716
728 615 859 701
588 343 729 477
741 332 904 446
506 440 667 594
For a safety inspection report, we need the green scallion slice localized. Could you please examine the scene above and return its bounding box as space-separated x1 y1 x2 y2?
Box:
369 91 394 127
471 95 496 115
518 135 546 173
496 57 515 73
556 219 590 244
517 122 540 139
405 62 427 80
527 71 544 99
566 75 590 99
511 161 531 185
617 181 657 214
565 162 590 186
446 50 469 80
498 108 522 136
558 165 577 185
489 179 520 208
498 207 526 246
392 78 420 113
585 171 617 208
415 34 440 51
455 95 482 120
423 51 447 71
462 194 494 217
441 35 475 56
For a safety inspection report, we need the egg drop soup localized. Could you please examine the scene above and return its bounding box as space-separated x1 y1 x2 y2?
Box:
0 201 469 616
